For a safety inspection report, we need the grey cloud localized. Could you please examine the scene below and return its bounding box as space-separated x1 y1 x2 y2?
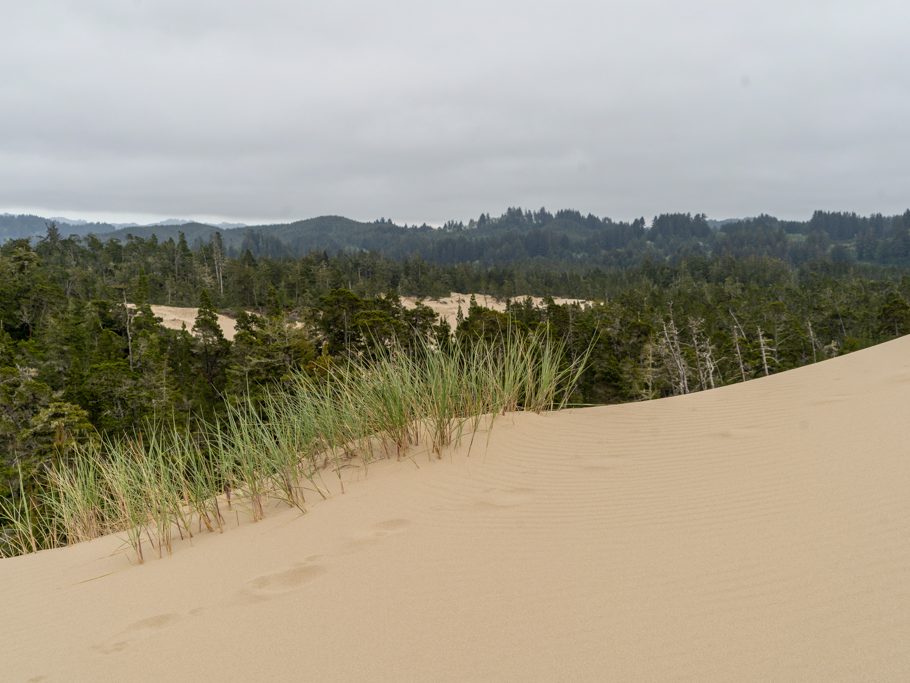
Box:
2 0 909 224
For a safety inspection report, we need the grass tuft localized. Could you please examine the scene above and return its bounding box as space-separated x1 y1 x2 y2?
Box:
0 331 589 560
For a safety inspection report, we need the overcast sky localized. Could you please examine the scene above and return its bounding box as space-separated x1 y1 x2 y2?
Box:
2 1 909 225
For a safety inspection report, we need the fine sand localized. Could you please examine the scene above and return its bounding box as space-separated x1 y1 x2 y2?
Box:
146 305 240 340
145 293 589 340
401 292 589 329
4 337 910 680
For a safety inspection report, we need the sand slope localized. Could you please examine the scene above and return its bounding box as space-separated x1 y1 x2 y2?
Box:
4 337 910 681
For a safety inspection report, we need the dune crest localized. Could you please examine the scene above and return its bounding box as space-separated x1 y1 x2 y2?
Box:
4 337 910 680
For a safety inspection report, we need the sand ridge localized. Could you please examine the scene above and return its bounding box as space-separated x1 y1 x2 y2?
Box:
3 336 910 680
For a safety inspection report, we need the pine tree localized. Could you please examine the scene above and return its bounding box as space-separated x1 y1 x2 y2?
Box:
192 290 230 406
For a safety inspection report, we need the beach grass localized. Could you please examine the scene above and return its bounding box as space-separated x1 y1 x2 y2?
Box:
0 330 589 560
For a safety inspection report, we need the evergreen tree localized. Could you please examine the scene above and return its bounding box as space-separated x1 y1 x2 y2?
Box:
192 290 230 406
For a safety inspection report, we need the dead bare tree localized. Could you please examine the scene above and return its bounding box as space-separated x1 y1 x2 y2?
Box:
639 339 659 400
212 232 225 296
119 288 137 371
688 317 720 390
660 308 690 395
806 319 818 363
756 326 776 376
729 310 748 382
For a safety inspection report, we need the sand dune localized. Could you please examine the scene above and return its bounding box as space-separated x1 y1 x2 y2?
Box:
4 337 910 680
400 292 590 329
145 293 589 341
146 305 240 340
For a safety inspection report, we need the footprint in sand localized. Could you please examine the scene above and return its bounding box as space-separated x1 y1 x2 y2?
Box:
344 519 412 551
243 562 327 598
372 518 411 535
94 613 181 654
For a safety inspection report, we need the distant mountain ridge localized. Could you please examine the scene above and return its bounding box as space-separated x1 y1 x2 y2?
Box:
91 215 387 256
4 208 909 267
0 213 248 240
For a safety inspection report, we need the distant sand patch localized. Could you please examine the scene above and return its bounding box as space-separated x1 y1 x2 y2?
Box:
125 305 240 340
133 293 590 339
149 305 239 340
400 292 590 328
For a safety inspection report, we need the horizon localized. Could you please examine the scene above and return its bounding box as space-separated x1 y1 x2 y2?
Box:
3 204 909 231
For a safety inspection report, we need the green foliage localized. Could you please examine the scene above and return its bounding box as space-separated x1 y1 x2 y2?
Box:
191 290 230 405
1 334 585 559
228 311 315 399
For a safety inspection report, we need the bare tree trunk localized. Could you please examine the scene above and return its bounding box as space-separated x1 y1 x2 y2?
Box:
807 319 818 363
757 326 771 376
212 236 225 296
122 290 134 371
689 318 719 390
661 310 689 395
216 260 224 296
729 310 747 382
640 339 657 400
688 318 707 390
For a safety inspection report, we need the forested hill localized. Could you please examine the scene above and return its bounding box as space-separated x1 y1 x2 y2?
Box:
0 215 243 241
95 216 382 256
4 208 910 266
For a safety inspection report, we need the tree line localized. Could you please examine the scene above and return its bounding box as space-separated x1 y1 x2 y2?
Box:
137 207 910 268
6 207 910 268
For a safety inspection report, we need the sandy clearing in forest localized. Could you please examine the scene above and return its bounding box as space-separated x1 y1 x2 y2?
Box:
146 305 240 340
5 336 910 680
143 293 590 340
400 292 590 328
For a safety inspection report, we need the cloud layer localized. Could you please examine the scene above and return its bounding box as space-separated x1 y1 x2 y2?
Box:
3 0 909 223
